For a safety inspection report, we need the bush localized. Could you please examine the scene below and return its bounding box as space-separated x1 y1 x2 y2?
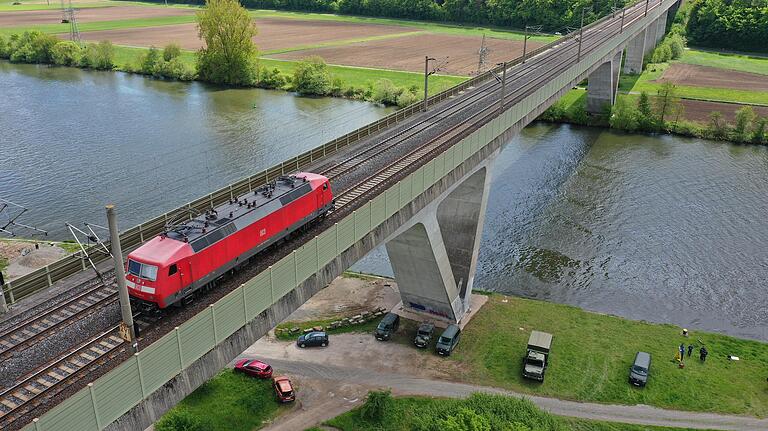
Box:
257 67 285 89
0 35 9 59
140 46 162 75
667 33 686 59
538 100 567 121
154 408 203 431
6 31 58 64
81 41 115 70
292 56 331 96
396 89 420 107
360 389 392 421
51 41 83 66
610 97 640 132
371 78 403 105
330 76 344 97
651 43 673 63
159 57 196 80
163 43 182 62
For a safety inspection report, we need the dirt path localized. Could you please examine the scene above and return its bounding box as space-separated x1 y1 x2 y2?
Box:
243 334 768 430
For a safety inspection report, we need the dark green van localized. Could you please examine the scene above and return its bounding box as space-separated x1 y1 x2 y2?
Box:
435 324 461 356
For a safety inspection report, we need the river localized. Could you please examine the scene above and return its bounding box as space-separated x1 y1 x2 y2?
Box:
3 62 767 341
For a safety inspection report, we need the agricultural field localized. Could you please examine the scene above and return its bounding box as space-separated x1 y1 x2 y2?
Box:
0 0 549 77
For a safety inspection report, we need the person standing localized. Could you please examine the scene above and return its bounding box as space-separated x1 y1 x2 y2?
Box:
688 344 694 357
679 343 686 360
700 346 708 362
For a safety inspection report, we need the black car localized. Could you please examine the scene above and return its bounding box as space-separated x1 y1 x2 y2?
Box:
297 331 329 348
629 351 651 387
414 322 435 348
374 312 400 341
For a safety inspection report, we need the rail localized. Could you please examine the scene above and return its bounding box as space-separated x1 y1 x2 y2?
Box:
0 3 639 306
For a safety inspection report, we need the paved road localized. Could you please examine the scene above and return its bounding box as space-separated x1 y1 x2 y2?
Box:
246 336 768 431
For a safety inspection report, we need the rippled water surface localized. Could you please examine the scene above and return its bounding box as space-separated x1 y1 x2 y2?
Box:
3 62 768 341
355 124 768 341
0 61 391 237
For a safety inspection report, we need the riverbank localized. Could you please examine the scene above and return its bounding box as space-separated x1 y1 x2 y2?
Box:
156 274 768 430
0 238 77 280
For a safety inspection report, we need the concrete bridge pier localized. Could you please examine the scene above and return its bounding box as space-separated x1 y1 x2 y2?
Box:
623 29 647 74
655 11 668 43
586 51 623 114
385 158 494 324
644 18 658 54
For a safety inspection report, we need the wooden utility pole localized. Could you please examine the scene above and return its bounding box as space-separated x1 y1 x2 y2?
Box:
106 205 137 353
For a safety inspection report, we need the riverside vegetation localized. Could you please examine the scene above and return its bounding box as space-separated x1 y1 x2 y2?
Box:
539 4 768 145
0 0 425 107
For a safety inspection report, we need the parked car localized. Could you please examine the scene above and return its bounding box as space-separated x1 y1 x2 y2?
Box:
522 331 552 382
297 331 329 348
629 351 651 387
272 376 296 403
414 322 435 348
435 324 461 356
234 358 273 379
374 312 400 341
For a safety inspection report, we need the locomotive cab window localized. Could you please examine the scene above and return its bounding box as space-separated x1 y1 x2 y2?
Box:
323 182 328 190
168 264 178 276
127 259 158 281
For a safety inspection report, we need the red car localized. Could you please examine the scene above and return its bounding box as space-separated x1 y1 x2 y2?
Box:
234 359 273 379
272 376 295 403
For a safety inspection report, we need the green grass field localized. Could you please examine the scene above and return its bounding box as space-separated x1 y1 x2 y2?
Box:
447 294 768 417
679 49 768 76
618 63 768 106
326 393 711 431
156 369 287 431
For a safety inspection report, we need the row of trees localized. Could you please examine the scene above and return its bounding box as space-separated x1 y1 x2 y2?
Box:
146 0 621 32
686 0 768 53
0 31 115 70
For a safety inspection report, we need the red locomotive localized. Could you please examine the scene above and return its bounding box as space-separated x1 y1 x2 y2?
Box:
126 173 334 309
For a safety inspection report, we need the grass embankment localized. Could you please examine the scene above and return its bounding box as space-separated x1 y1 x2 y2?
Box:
679 49 768 76
447 294 768 416
326 393 709 431
274 316 379 341
0 14 197 37
155 369 287 431
619 63 768 106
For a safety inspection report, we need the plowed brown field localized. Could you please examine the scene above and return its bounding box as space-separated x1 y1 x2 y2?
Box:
0 6 194 28
269 33 542 76
658 63 768 92
77 18 415 51
680 99 768 124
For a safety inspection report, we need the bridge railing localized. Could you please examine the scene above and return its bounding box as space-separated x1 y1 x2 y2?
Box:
1 2 630 306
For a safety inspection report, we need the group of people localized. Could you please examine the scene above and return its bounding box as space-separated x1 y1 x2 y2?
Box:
678 329 708 363
678 342 708 362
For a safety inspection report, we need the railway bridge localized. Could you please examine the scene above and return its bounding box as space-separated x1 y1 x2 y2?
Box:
3 0 680 429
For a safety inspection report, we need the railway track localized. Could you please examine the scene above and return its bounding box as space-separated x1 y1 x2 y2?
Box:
2 2 665 428
0 279 117 360
0 328 125 427
334 0 654 209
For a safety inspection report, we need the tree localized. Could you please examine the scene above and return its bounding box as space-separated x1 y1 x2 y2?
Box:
292 56 332 95
196 0 258 85
140 46 162 75
734 106 755 140
360 389 392 421
752 117 767 145
655 82 680 125
706 111 728 140
637 91 657 130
